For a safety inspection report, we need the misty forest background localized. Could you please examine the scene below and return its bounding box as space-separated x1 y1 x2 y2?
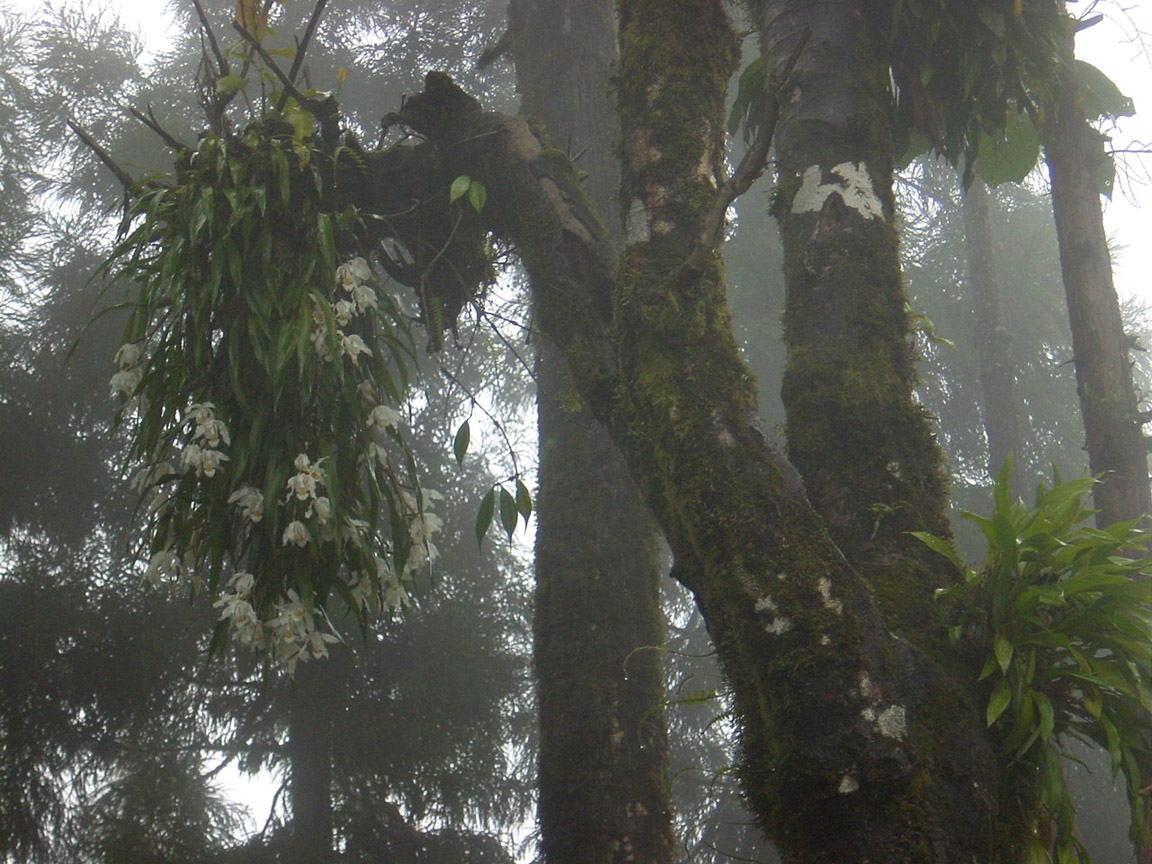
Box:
0 0 1146 862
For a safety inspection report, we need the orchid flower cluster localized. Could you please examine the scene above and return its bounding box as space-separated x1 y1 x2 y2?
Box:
311 257 378 363
111 235 427 675
109 341 145 399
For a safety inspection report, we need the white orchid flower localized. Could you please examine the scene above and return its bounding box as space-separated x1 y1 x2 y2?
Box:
182 443 203 471
194 417 231 447
115 341 143 368
334 299 356 327
335 256 371 290
368 404 400 432
109 366 143 397
383 578 411 610
307 629 340 659
143 549 179 586
287 471 317 501
187 402 216 425
307 496 332 522
228 486 264 523
282 520 310 547
352 283 378 313
340 332 373 363
199 449 229 478
228 571 256 597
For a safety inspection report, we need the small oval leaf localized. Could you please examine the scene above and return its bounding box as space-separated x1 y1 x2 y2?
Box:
499 486 518 539
453 420 470 467
468 180 487 214
987 678 1012 726
515 477 532 524
475 488 495 546
449 174 471 204
994 634 1014 673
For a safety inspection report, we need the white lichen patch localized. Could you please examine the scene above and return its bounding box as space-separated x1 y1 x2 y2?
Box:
755 595 778 613
791 162 885 221
765 616 793 636
857 671 881 702
876 705 907 740
838 773 860 794
696 147 715 181
816 576 843 614
626 197 651 244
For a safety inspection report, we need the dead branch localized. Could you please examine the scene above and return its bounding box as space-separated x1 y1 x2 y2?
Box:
127 105 191 151
67 119 135 190
277 0 329 113
190 0 229 77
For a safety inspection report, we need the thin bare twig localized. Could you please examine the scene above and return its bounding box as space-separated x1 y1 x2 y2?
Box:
436 361 523 479
277 0 329 113
233 21 302 101
679 28 810 275
127 105 190 151
190 0 229 77
67 119 135 189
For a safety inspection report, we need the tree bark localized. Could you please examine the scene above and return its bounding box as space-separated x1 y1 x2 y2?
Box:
1043 22 1151 531
287 659 337 864
962 176 1023 491
511 2 675 863
757 0 954 654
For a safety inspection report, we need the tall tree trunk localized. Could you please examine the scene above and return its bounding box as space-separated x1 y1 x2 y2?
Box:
287 660 336 864
1043 22 1151 531
962 176 1023 491
1043 30 1152 861
511 2 675 862
759 0 952 652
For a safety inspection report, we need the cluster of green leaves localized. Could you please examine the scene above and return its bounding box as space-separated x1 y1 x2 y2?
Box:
915 466 1151 864
103 100 426 657
473 477 532 546
449 174 488 215
888 0 1065 170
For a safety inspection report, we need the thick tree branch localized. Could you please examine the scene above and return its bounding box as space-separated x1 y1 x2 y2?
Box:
680 28 808 275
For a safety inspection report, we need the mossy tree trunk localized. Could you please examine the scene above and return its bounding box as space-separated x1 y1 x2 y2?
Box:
962 176 1024 492
364 4 1024 857
511 1 675 861
1042 22 1151 533
755 0 954 653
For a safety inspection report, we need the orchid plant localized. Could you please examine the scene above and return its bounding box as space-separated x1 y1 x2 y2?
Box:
104 93 436 675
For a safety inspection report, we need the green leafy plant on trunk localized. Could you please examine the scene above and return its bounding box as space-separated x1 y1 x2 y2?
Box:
914 463 1151 863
